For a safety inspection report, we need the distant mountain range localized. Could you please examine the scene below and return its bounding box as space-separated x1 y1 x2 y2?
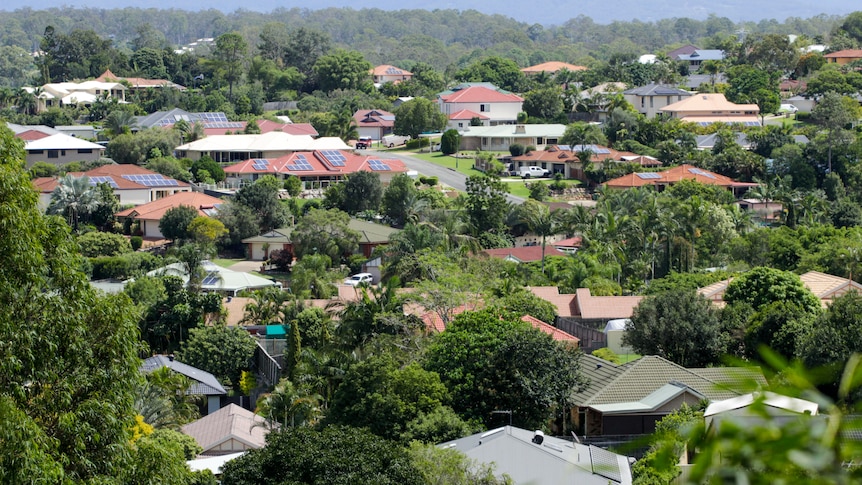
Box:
1 0 856 25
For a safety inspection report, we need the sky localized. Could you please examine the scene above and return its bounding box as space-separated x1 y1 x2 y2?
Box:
3 0 856 25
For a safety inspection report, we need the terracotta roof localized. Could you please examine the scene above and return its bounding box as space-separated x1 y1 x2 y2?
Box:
521 61 588 73
660 93 759 115
521 315 579 345
440 86 524 104
799 271 862 299
32 164 189 193
96 69 185 89
181 404 271 454
16 129 51 141
527 286 578 317
554 236 583 248
115 191 224 221
511 144 640 164
449 109 489 120
824 49 862 59
574 288 642 320
353 109 395 128
483 245 567 263
605 164 737 189
224 150 406 177
371 64 412 76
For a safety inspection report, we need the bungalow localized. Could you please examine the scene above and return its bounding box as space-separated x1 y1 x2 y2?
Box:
667 45 699 60
17 131 105 167
509 144 660 181
623 84 692 118
604 164 757 198
824 49 862 65
698 271 862 308
371 65 413 86
458 124 566 152
24 80 126 112
439 425 633 485
676 49 725 69
447 109 490 130
174 132 350 163
438 83 524 125
32 163 190 209
660 93 760 126
142 355 226 415
136 109 318 137
352 109 396 141
96 69 185 92
115 191 224 239
182 404 272 456
223 150 407 189
241 219 401 261
520 61 588 75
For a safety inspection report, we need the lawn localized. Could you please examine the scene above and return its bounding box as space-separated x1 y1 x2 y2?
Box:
408 150 488 178
211 258 246 269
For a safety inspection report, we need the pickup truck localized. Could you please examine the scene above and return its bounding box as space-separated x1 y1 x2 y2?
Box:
382 134 411 148
518 166 551 178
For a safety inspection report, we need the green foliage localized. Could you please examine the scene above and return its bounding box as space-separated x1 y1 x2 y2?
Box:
130 235 143 250
343 171 382 214
191 156 225 183
401 406 476 444
125 428 201 485
644 271 734 295
591 347 622 364
491 287 557 324
292 208 360 263
90 251 161 279
159 204 199 242
382 173 418 227
441 128 461 155
219 425 424 485
394 97 447 138
724 267 821 315
407 442 513 485
465 173 510 236
177 325 257 389
234 176 289 233
106 128 182 166
624 289 725 367
313 49 373 92
77 230 132 257
632 404 702 485
283 174 302 197
509 143 525 156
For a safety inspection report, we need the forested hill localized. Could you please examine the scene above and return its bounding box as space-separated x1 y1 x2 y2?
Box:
0 7 848 71
0 0 856 25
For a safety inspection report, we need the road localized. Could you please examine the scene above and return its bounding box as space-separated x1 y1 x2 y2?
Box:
371 150 526 205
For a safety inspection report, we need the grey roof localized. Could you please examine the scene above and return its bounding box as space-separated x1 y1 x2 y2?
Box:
5 123 60 136
440 426 633 485
572 354 626 405
678 50 725 61
591 381 707 414
696 132 750 150
242 220 400 245
141 355 227 395
181 404 272 453
623 84 692 96
682 73 728 89
793 134 810 144
135 108 192 128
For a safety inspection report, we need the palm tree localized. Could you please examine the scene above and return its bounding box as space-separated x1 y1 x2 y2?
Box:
15 88 37 115
241 286 289 325
103 110 138 138
256 379 322 428
47 175 99 231
519 200 558 274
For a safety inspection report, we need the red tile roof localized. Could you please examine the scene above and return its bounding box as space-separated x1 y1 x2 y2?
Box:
32 164 189 193
521 61 588 73
511 144 642 164
574 288 643 320
824 49 862 59
224 150 407 177
521 315 579 345
483 245 567 263
449 109 489 120
16 130 51 141
115 192 224 221
371 64 413 76
440 86 523 104
605 164 738 189
353 109 395 128
554 236 583 248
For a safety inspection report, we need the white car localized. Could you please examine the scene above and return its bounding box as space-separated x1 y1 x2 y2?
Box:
382 134 411 148
344 273 373 286
518 166 551 178
779 104 799 114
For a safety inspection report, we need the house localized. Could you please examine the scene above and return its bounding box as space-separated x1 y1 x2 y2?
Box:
571 354 766 437
96 69 185 92
135 109 318 137
24 80 126 112
575 82 628 121
604 164 757 198
676 49 725 69
32 163 191 209
660 93 760 126
223 150 407 189
19 132 105 167
352 109 396 141
371 64 413 86
241 219 401 261
509 144 660 181
447 109 490 130
623 84 692 118
115 191 224 239
695 132 751 151
698 271 862 308
146 261 281 296
483 245 568 263
174 132 350 163
520 61 588 75
458 124 566 151
438 84 524 125
824 49 862 65
181 404 272 456
667 45 700 60
704 392 818 431
439 426 633 485
142 355 226 415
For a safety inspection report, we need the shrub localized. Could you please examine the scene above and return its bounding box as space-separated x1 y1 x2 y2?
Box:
509 143 525 156
592 347 621 364
269 249 294 271
406 137 430 149
130 236 143 251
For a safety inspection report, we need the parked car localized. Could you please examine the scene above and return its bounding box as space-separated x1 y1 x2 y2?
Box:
344 273 373 286
518 166 551 179
382 134 411 148
778 104 799 114
355 137 373 149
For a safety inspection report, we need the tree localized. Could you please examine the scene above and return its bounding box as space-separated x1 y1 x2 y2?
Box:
382 173 418 227
292 208 360 263
256 378 321 428
424 308 586 429
724 267 821 315
103 110 138 137
159 205 199 242
0 125 142 482
191 156 225 183
394 97 448 138
106 128 182 166
492 287 557 324
219 425 424 485
176 325 257 389
441 128 461 155
313 49 372 92
800 292 862 372
624 289 725 367
77 230 132 257
812 92 860 173
234 176 289 232
284 174 302 197
522 86 564 121
343 171 382 215
46 174 99 231
212 32 248 100
455 56 526 92
465 173 510 237
518 199 558 273
839 11 862 44
124 428 205 485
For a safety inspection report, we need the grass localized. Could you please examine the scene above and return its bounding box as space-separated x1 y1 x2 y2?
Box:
617 353 642 364
408 150 487 178
211 258 246 269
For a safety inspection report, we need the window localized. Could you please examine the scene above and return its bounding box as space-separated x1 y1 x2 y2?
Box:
649 97 654 108
47 150 58 158
458 122 463 128
79 149 92 154
480 104 490 112
536 137 544 145
30 150 44 154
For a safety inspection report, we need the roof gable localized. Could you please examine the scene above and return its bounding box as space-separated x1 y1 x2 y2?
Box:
440 85 524 103
141 355 226 395
181 404 272 452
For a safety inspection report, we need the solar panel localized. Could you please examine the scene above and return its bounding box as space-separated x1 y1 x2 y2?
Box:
89 176 118 188
286 154 313 171
385 67 402 74
688 168 716 179
557 145 571 151
201 274 221 286
198 112 228 122
320 150 346 167
635 172 662 179
368 159 391 171
252 159 270 170
120 174 179 186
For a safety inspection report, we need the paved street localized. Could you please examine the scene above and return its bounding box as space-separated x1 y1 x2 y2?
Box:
370 149 526 205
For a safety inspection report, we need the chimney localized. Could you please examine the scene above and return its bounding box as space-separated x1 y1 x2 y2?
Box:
514 124 526 134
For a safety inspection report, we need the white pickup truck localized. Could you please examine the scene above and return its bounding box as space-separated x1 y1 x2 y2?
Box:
518 166 551 178
382 134 411 147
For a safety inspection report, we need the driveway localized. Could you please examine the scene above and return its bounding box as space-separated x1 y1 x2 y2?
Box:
372 149 526 205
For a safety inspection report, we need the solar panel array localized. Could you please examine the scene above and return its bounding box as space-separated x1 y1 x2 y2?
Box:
198 112 228 122
205 121 244 129
688 168 716 179
368 159 391 171
201 274 221 286
320 150 347 167
89 176 118 188
635 172 662 180
557 145 572 151
286 154 313 171
385 66 403 74
121 174 180 186
252 159 270 171
575 144 611 155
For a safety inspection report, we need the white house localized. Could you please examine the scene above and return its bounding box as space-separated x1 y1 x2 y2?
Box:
458 123 566 151
27 80 126 112
438 84 524 126
22 133 105 166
